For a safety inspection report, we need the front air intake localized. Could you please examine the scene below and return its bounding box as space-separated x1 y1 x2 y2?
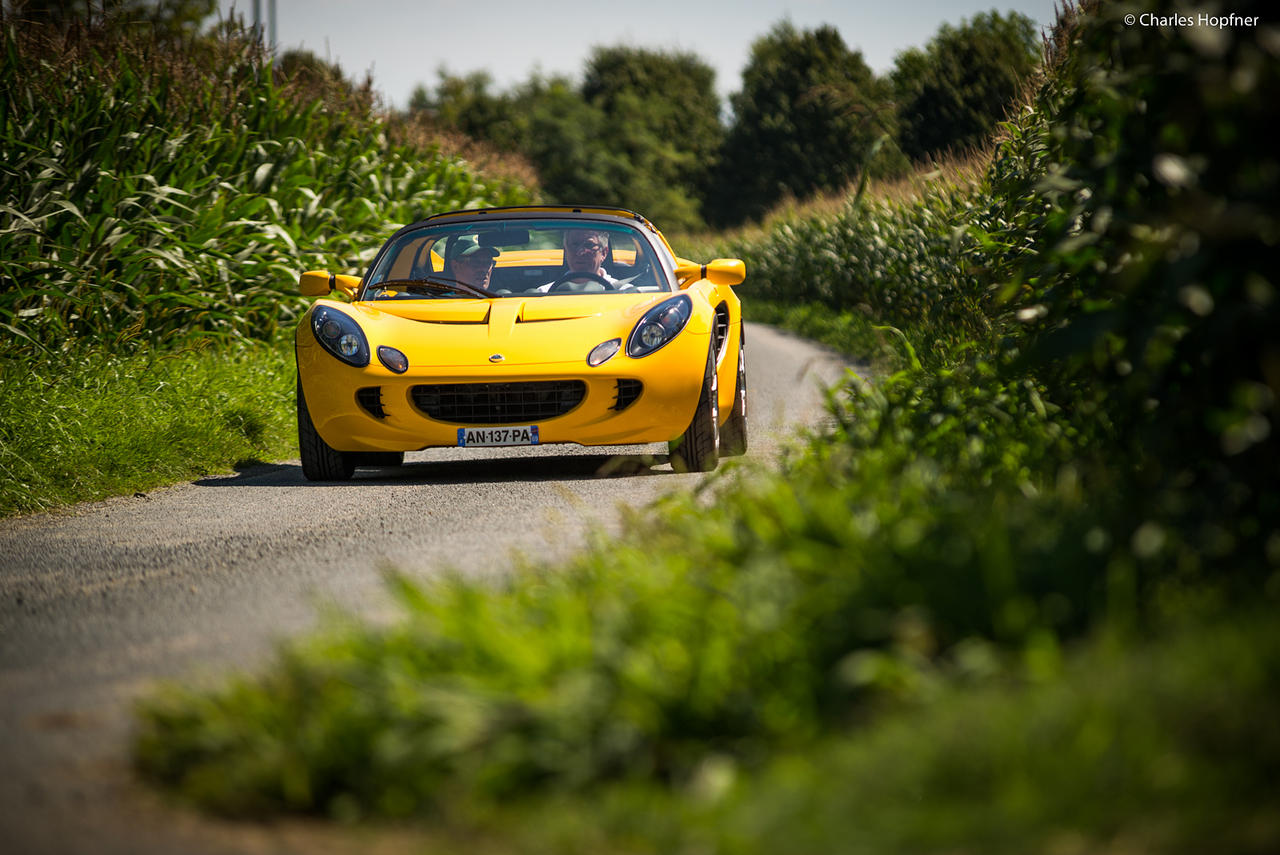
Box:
356 387 387 419
713 304 731 357
612 379 643 411
411 380 586 425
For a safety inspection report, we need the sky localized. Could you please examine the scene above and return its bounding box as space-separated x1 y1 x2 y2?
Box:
217 0 1062 110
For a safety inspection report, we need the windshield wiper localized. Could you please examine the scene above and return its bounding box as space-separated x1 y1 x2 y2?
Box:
372 276 499 300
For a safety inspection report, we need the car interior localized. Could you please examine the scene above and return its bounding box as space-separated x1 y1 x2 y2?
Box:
367 224 664 297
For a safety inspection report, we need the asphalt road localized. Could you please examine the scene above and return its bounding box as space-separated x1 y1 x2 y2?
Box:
0 323 851 855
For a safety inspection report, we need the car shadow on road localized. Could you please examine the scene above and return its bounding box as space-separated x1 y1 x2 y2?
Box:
194 450 671 489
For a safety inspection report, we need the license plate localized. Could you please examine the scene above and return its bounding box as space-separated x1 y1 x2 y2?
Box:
456 425 540 447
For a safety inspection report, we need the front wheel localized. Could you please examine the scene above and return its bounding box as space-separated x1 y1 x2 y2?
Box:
669 341 719 473
297 380 355 481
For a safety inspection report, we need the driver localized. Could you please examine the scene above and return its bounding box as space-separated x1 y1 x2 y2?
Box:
447 235 500 289
535 229 620 292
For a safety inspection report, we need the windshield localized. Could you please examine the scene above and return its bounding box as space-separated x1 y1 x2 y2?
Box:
362 219 668 300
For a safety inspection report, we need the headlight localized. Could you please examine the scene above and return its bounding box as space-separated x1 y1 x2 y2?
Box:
311 305 370 367
627 295 692 358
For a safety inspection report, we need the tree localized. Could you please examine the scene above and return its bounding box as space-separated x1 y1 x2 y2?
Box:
414 48 723 230
580 46 723 230
505 74 625 205
413 69 511 142
582 46 721 161
892 10 1040 162
707 21 901 227
414 70 612 202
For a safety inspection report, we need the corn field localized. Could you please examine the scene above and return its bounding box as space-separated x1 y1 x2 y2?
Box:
0 22 531 357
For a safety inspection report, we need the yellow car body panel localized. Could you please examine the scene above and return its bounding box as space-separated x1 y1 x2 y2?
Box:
294 206 744 471
297 293 714 451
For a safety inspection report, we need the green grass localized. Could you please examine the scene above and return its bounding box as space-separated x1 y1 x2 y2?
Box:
0 338 296 516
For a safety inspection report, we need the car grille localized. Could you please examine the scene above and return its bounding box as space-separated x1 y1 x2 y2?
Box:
411 380 587 425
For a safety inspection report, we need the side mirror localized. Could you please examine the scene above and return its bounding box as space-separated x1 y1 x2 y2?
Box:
674 258 746 289
300 270 361 298
706 258 745 287
300 270 333 296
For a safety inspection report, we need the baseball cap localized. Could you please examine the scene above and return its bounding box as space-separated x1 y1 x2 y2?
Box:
452 235 500 260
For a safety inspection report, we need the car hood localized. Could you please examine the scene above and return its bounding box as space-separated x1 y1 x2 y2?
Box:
344 294 670 368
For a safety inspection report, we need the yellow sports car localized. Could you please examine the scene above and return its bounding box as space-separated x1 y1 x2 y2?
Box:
295 206 747 480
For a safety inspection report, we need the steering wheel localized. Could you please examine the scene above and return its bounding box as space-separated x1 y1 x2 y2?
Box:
548 270 618 292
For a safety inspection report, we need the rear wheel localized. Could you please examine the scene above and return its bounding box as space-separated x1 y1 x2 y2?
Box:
719 328 748 457
669 341 719 473
297 380 355 481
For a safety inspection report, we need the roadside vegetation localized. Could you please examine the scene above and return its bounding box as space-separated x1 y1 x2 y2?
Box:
0 341 295 512
126 1 1279 852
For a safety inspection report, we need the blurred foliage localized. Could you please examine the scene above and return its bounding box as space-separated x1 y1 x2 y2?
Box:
129 0 1280 851
412 69 630 205
712 611 1280 855
528 609 1280 855
985 0 1279 588
6 0 215 38
892 10 1041 162
0 18 531 359
410 69 509 142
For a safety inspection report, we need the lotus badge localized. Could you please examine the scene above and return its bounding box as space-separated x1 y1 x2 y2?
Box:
489 353 504 363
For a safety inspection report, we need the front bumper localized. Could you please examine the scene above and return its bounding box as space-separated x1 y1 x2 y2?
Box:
297 331 711 453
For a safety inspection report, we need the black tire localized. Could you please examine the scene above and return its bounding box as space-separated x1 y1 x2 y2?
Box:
719 327 748 457
297 380 356 481
669 340 720 473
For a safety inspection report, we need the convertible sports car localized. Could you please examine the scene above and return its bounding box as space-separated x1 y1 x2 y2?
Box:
295 206 747 480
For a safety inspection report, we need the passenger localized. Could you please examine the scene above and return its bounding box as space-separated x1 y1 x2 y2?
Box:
447 235 500 289
536 229 620 292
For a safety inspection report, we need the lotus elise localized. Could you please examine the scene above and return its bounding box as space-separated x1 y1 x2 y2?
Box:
295 206 747 481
